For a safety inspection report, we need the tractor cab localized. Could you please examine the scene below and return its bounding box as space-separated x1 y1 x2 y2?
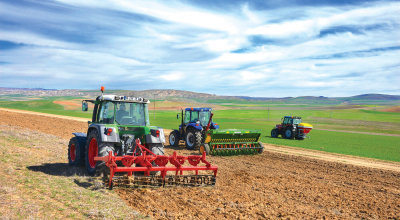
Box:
282 116 302 126
178 108 219 136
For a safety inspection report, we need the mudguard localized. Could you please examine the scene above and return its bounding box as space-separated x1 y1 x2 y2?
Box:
88 124 120 143
145 127 166 144
187 123 203 131
72 132 87 148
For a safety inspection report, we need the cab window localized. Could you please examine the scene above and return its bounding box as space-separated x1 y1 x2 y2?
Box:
184 111 191 124
190 111 199 123
98 102 115 124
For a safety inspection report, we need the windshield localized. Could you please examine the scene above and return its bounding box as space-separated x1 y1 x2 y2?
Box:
199 111 211 126
115 102 149 126
293 118 302 124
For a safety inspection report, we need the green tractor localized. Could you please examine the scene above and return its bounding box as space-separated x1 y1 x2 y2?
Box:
68 87 165 176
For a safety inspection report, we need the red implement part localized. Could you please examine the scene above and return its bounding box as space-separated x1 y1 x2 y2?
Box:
205 113 214 132
94 139 218 187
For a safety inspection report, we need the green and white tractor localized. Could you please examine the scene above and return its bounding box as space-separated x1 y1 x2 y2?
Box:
68 87 165 176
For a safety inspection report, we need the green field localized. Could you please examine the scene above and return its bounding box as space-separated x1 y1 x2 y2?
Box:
0 97 399 162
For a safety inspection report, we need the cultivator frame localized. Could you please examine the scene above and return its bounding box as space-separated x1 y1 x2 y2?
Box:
94 139 218 189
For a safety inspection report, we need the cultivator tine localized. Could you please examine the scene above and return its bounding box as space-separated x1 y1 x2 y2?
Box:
94 141 218 189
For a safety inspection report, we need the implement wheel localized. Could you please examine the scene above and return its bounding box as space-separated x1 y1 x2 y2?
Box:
199 143 210 155
257 142 264 154
185 128 202 150
68 137 85 166
85 130 114 176
169 131 180 147
284 127 295 139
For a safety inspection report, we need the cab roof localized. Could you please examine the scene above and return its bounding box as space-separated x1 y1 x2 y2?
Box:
185 107 212 112
284 116 301 119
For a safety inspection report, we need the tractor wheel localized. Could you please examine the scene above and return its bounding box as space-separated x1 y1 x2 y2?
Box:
199 143 210 155
68 137 85 166
271 129 279 138
148 143 165 175
185 128 202 150
284 127 295 139
85 130 115 176
257 142 264 154
169 131 180 147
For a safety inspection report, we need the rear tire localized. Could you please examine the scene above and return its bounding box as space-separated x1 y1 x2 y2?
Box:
271 129 279 138
169 131 180 147
185 128 202 150
85 130 115 176
257 141 264 154
199 143 210 155
284 127 295 139
149 143 164 175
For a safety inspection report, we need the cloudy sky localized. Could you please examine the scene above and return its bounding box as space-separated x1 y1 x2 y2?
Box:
0 0 399 97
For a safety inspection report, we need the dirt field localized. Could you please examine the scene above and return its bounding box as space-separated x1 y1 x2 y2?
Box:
383 106 400 113
1 109 399 219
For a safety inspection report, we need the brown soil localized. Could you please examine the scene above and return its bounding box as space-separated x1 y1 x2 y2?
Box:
383 106 400 113
53 101 82 107
1 109 400 219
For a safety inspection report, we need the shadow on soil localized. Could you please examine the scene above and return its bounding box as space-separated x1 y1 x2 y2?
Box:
27 163 87 177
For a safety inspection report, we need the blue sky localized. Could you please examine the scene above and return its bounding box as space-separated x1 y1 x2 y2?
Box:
0 0 399 97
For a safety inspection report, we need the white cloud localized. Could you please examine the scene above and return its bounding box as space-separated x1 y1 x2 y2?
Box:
0 0 399 96
159 72 184 81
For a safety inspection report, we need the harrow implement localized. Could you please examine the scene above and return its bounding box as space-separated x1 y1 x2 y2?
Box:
94 139 218 189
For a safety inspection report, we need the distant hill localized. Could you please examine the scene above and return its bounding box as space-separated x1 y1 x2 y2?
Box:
345 94 400 101
1 87 399 104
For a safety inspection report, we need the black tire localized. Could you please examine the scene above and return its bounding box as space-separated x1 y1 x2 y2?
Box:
169 130 180 147
199 143 210 155
284 127 295 139
271 129 279 138
148 143 164 175
257 141 264 154
68 137 85 166
185 128 202 150
85 130 115 176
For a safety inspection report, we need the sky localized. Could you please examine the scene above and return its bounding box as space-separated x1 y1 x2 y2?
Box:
0 0 399 97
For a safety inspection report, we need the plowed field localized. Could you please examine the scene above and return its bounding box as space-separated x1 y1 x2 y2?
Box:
1 109 399 219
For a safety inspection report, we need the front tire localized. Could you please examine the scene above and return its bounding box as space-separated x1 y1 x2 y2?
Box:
271 129 279 138
85 130 115 176
169 131 180 147
185 128 202 150
68 137 85 166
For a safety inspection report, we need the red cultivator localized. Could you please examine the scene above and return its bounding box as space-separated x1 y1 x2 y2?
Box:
94 139 218 189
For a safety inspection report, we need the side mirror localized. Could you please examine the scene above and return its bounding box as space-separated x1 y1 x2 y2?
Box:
177 114 179 119
82 102 88 111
